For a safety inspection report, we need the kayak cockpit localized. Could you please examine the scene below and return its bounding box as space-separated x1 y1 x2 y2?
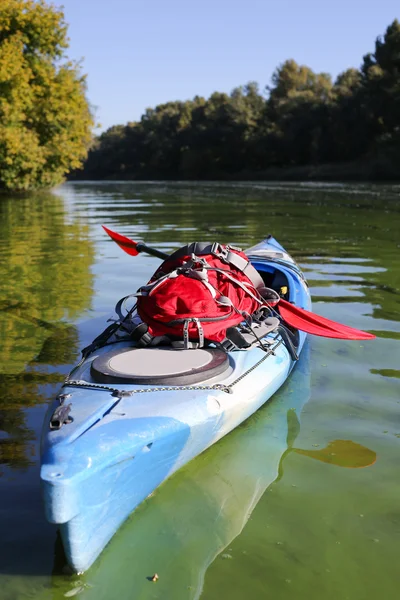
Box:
257 266 290 301
88 316 281 386
90 347 229 386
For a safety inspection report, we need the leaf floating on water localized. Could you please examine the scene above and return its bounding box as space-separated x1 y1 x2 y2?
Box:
294 440 377 468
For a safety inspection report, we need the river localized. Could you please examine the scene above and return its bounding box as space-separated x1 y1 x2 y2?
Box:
0 181 399 600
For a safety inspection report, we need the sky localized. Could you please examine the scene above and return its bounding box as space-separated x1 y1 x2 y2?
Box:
57 0 399 132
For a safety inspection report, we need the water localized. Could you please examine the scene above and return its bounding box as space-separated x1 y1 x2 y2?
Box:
0 182 399 600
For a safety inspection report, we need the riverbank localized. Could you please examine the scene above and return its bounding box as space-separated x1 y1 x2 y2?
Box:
231 157 399 182
69 156 400 183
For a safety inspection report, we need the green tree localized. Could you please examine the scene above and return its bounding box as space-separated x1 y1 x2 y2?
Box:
0 0 93 191
361 19 400 158
266 60 333 165
139 100 194 176
82 124 129 179
328 68 368 161
333 68 362 98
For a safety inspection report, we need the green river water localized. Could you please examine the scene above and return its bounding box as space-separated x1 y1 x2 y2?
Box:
0 182 399 600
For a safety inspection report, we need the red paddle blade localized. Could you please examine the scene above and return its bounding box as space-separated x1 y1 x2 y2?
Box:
102 225 140 256
278 299 376 340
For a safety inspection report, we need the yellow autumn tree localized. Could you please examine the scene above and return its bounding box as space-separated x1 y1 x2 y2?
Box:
0 0 93 191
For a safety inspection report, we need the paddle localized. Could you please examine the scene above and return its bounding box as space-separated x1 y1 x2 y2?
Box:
278 298 376 340
102 226 376 341
102 226 168 260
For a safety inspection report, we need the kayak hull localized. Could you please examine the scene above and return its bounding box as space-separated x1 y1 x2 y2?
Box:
40 236 311 573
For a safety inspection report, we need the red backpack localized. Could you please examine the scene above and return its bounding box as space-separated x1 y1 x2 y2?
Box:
136 242 269 347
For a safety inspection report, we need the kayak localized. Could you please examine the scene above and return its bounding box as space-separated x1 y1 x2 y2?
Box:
40 235 311 573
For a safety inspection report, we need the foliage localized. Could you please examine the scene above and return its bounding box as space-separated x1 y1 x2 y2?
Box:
0 0 93 191
77 20 400 181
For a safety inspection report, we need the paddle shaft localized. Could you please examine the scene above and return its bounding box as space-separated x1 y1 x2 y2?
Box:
136 242 169 260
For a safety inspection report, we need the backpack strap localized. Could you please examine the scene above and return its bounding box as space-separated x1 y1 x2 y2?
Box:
183 318 205 348
210 243 264 290
221 327 252 351
167 242 265 291
168 242 214 261
205 266 265 306
131 322 154 346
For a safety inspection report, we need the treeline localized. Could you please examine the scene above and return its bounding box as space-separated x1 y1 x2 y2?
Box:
78 20 400 181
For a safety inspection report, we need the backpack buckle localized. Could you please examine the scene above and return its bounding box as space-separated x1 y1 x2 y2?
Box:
221 338 237 352
183 318 205 349
211 242 229 262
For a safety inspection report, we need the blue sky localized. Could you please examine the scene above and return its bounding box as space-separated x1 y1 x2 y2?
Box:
58 0 399 132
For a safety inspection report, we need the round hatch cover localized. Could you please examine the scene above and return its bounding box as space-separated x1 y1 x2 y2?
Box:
90 347 229 385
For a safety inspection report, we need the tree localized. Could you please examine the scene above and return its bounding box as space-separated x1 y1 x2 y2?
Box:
266 60 333 165
0 0 93 191
268 60 332 105
328 68 368 161
361 20 400 141
333 68 362 98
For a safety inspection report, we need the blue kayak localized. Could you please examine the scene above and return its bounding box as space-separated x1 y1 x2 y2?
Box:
40 236 311 573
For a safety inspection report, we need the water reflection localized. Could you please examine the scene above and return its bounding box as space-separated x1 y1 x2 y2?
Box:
0 192 94 488
0 192 95 375
0 325 78 475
